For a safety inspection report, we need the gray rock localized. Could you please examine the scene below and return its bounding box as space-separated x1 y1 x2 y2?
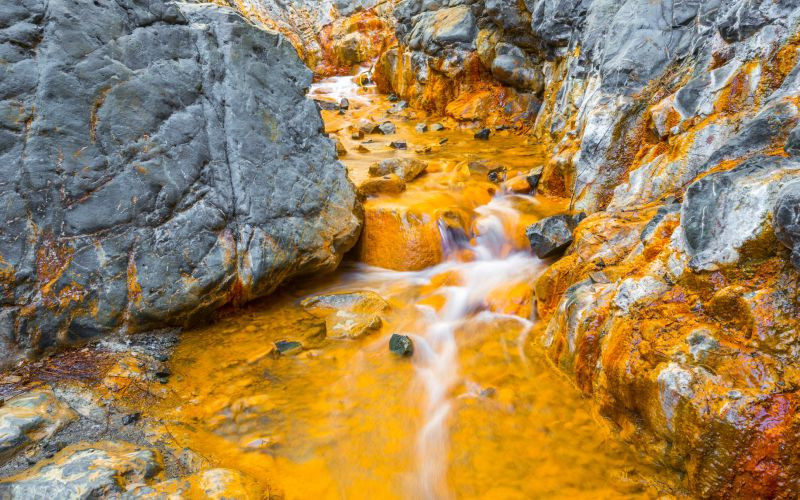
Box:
526 213 586 259
681 156 800 271
415 123 429 133
0 442 161 498
389 334 414 357
786 124 800 157
368 158 428 181
774 179 800 269
431 123 445 131
0 0 361 362
474 128 491 140
379 121 397 134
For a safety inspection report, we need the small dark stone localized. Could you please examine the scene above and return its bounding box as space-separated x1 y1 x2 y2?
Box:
390 141 408 150
527 173 541 191
415 123 428 133
389 334 414 357
122 412 141 425
474 128 491 140
495 125 510 131
488 167 507 183
439 138 448 145
388 94 399 102
154 353 169 363
339 98 350 110
275 340 303 355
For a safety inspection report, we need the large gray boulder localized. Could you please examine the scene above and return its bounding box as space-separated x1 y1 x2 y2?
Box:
774 178 800 269
0 0 361 364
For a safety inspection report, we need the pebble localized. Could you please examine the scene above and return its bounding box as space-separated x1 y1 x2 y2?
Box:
389 334 414 357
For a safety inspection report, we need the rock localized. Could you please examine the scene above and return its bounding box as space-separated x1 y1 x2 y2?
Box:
681 156 800 271
0 0 361 363
368 159 428 182
389 334 414 357
357 119 381 134
504 175 532 194
274 340 303 355
488 167 507 183
786 124 800 157
129 468 262 499
302 291 389 339
388 101 409 114
388 94 399 102
526 214 586 259
332 137 347 157
379 121 396 135
358 174 407 197
339 98 350 110
526 167 544 191
415 123 428 133
390 141 408 150
351 130 365 140
0 442 162 498
430 123 445 132
0 390 75 462
474 128 491 140
358 202 466 271
774 179 800 269
121 413 141 426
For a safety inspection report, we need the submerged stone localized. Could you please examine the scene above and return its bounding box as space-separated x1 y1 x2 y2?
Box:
390 141 408 150
274 341 303 355
474 128 491 140
389 334 414 357
431 123 445 131
416 123 429 133
358 174 407 197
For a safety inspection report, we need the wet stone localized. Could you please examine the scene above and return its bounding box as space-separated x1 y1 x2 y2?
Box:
357 119 380 134
527 166 543 191
431 123 445 131
474 128 491 140
352 130 365 140
379 121 396 135
274 341 304 356
416 123 428 133
389 334 414 357
388 101 408 114
488 167 507 183
390 141 408 150
358 174 407 197
368 158 428 181
526 214 586 259
339 97 350 110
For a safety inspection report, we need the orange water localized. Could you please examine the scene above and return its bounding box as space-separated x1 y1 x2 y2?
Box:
135 72 678 499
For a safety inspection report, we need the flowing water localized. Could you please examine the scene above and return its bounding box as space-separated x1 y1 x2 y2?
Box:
127 71 678 498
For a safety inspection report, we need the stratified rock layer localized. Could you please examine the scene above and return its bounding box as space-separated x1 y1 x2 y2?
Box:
0 0 361 364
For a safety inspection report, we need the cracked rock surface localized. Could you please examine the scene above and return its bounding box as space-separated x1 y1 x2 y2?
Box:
0 0 361 364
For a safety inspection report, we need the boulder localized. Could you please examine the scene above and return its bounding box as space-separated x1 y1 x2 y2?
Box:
368 158 428 182
379 121 397 135
0 0 361 363
526 214 587 259
0 389 75 462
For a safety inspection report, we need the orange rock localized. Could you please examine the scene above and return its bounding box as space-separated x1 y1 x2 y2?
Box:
503 174 532 194
357 174 406 197
357 199 469 271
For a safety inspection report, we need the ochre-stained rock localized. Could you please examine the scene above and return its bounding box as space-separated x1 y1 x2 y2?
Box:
130 468 262 499
0 441 163 498
357 197 470 271
0 0 361 364
0 389 76 463
302 290 390 339
357 174 407 198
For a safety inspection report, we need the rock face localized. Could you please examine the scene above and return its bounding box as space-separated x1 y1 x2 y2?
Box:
367 0 800 496
526 213 585 259
0 0 361 364
377 0 800 210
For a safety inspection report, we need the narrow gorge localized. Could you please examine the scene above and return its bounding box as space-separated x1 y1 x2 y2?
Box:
0 0 799 498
